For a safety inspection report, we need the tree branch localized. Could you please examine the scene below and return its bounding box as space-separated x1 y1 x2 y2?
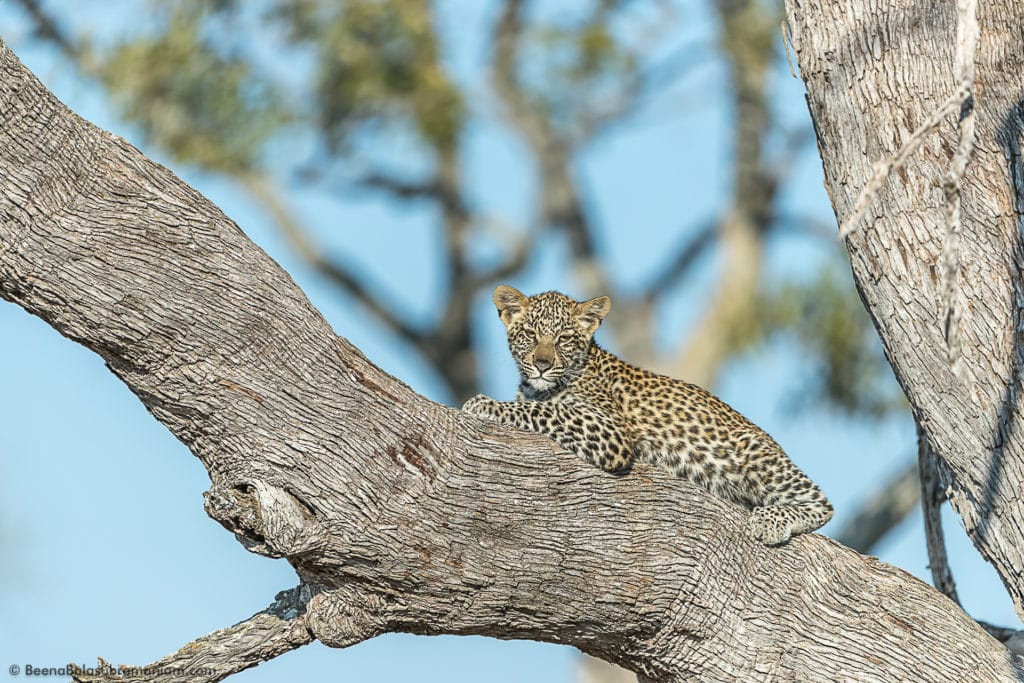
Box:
786 0 1024 624
835 460 919 554
837 84 969 239
71 586 316 683
359 172 443 201
918 428 961 604
3 38 1023 682
836 0 977 247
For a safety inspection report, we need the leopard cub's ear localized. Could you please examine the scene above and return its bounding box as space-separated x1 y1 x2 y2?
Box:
575 295 611 334
493 285 530 327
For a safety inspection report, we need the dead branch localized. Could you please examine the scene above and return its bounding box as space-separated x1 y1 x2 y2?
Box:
71 586 316 683
918 429 960 604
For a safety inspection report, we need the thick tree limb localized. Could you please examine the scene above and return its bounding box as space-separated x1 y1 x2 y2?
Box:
831 0 977 372
2 39 1022 682
785 0 1024 620
836 84 970 239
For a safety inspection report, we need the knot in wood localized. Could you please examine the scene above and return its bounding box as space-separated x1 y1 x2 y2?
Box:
305 587 387 648
204 480 323 558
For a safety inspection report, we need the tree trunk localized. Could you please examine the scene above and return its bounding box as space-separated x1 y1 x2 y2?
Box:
785 0 1024 619
0 38 1021 683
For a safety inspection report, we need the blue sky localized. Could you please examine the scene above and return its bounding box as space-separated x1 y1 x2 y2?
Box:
1 2 1020 681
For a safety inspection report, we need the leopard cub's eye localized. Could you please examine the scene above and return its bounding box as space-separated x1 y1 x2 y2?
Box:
557 332 574 343
521 328 537 341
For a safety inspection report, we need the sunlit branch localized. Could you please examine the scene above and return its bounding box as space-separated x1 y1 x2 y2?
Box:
71 586 315 683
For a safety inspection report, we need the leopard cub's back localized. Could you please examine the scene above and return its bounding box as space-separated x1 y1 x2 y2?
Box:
570 348 782 500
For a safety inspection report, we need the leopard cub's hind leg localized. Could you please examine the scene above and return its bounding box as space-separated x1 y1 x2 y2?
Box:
746 453 833 545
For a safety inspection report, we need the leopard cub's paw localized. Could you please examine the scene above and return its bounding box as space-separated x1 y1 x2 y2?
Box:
461 394 497 418
747 507 793 546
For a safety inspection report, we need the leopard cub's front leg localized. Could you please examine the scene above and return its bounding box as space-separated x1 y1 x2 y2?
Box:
461 394 510 422
461 394 632 473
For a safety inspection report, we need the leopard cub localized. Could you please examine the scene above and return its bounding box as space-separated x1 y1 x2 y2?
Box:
462 285 833 545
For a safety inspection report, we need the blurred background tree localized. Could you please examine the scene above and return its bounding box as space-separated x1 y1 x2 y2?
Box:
13 0 903 411
4 0 938 680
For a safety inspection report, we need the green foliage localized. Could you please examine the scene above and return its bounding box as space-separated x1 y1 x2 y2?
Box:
275 0 464 152
97 0 464 166
64 0 901 422
98 8 286 172
525 7 643 136
754 266 906 418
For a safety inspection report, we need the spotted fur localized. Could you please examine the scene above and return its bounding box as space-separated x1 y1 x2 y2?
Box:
462 286 834 545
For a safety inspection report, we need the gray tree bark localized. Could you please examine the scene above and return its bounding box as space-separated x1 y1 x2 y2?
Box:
785 0 1024 620
0 35 1021 683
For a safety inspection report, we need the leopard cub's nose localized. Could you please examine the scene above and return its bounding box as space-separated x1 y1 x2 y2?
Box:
534 358 552 372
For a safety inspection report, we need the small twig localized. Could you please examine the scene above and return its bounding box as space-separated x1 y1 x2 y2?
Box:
773 212 842 242
360 173 442 200
838 84 968 239
780 21 798 79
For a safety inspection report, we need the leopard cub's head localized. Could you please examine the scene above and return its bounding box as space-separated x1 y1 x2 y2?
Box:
492 285 610 393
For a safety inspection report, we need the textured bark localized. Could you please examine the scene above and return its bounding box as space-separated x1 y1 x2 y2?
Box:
785 0 1024 619
1 38 1022 683
71 587 315 683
